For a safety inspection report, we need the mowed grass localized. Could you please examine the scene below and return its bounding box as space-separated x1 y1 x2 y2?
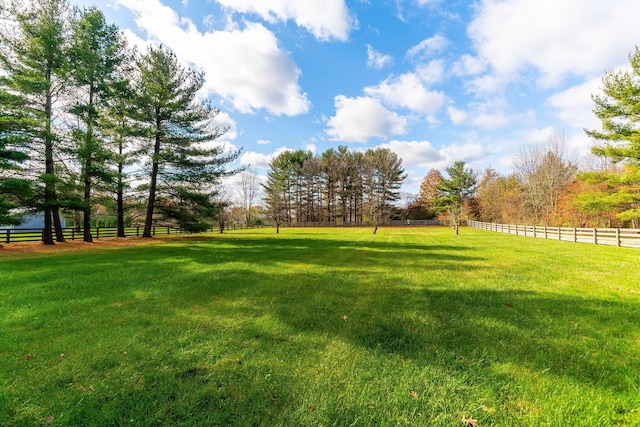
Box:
0 227 639 426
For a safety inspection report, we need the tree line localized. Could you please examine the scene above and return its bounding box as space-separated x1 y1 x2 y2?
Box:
0 0 239 244
262 146 406 232
415 41 640 230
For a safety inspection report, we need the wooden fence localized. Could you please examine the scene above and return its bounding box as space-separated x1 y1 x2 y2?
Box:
0 226 182 244
468 220 640 249
277 219 443 228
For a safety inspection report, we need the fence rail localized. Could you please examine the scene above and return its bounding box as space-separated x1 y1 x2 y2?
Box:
0 226 182 244
468 220 640 249
277 219 443 228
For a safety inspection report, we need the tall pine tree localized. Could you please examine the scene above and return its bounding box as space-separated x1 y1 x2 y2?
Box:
133 45 239 237
68 6 126 241
583 46 640 226
0 0 71 243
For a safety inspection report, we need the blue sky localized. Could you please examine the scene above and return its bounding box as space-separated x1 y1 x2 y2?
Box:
78 0 640 197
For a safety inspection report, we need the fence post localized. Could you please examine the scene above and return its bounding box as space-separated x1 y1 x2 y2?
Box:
558 227 561 240
136 226 139 237
5 229 10 244
593 228 597 245
616 228 621 247
96 227 99 239
573 228 577 243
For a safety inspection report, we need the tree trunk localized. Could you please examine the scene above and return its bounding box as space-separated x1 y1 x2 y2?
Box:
116 139 126 237
83 158 93 242
83 90 95 242
43 207 54 245
143 128 161 238
116 187 125 237
53 206 65 242
43 88 55 245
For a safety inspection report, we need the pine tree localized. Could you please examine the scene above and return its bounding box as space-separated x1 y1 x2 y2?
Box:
0 87 33 229
133 45 238 237
436 161 476 234
584 46 640 226
68 6 126 241
0 0 72 243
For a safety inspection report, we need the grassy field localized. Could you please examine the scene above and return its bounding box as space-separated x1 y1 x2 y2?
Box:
1 227 639 426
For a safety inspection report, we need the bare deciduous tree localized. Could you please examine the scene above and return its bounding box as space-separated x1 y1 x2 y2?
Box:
236 170 260 225
514 129 577 225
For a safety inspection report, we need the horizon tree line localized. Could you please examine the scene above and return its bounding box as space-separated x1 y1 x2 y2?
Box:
263 146 406 231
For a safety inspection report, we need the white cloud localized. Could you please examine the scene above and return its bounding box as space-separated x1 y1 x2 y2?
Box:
468 0 640 90
376 140 443 168
115 0 310 116
373 139 489 181
446 98 533 130
214 0 353 41
406 34 448 60
211 111 238 141
256 139 271 145
415 60 446 85
239 146 294 169
326 95 409 143
447 106 468 125
546 76 602 131
451 54 486 77
367 44 393 69
364 73 445 115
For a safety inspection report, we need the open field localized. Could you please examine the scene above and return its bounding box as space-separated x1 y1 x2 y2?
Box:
1 227 639 426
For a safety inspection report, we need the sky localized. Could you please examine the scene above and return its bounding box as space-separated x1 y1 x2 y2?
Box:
75 0 640 198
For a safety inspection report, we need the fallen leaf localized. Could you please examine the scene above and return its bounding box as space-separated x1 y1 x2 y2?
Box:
341 315 348 320
45 415 54 424
506 304 513 308
60 353 66 359
308 405 317 411
462 416 478 427
25 354 33 361
410 391 418 400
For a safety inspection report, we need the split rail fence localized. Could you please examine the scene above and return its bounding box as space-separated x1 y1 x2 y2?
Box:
0 226 181 244
468 220 640 249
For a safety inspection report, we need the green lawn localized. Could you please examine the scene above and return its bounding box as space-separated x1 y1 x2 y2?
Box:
1 227 639 426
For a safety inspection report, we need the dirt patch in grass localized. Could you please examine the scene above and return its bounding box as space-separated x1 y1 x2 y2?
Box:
0 236 181 255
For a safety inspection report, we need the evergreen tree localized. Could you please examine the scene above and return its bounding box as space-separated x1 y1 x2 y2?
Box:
586 46 640 163
263 154 289 233
0 87 33 228
96 47 143 238
363 147 406 232
0 0 71 243
133 45 238 237
68 6 126 241
583 46 640 226
436 161 476 234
